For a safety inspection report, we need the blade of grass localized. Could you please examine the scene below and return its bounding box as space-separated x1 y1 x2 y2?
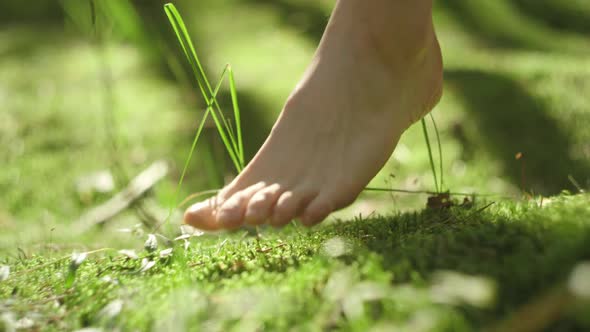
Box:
177 189 220 209
430 113 444 192
164 3 242 172
228 65 244 167
421 118 439 193
209 65 243 171
164 4 238 161
155 63 241 231
155 107 212 231
364 186 510 198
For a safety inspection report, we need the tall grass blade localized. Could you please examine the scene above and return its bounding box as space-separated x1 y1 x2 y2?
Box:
156 3 248 230
429 113 444 192
156 63 241 230
155 107 211 231
228 65 244 167
421 118 439 193
164 3 242 172
209 65 241 168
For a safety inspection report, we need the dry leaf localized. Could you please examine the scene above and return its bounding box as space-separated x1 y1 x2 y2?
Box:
159 248 173 258
144 234 158 252
139 258 156 273
0 265 9 281
118 250 139 259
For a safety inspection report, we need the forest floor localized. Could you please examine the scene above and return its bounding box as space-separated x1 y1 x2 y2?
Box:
1 0 590 330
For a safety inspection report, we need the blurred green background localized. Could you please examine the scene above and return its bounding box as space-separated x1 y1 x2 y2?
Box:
1 0 589 247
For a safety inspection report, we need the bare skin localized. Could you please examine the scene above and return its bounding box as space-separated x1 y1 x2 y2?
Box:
184 0 443 230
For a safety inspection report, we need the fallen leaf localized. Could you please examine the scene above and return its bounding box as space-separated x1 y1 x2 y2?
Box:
139 258 156 273
0 265 9 281
569 261 590 299
65 252 87 288
118 249 139 259
71 252 87 268
321 237 352 258
159 248 173 258
98 299 123 321
15 316 35 329
144 234 158 253
174 234 191 241
430 270 496 308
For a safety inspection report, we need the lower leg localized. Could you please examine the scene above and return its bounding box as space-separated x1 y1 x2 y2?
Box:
184 0 442 230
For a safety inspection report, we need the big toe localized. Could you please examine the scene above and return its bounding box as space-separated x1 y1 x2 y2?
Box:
184 198 221 231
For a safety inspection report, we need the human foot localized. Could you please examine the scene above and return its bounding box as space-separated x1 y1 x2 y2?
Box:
184 0 443 230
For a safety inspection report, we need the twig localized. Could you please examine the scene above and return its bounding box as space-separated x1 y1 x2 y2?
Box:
487 285 572 332
256 243 287 253
74 161 169 233
475 202 496 214
568 175 585 193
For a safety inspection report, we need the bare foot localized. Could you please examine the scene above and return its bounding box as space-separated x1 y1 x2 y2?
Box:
184 0 443 230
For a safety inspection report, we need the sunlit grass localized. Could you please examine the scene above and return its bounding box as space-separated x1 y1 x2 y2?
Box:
2 0 590 330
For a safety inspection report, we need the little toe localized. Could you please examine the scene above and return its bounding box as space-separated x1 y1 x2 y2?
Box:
301 195 334 227
270 189 317 227
184 198 222 231
216 182 266 229
244 183 283 226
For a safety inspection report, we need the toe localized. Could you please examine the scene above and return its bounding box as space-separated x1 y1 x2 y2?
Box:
270 189 317 227
244 184 283 226
216 182 266 229
301 195 334 227
184 198 222 231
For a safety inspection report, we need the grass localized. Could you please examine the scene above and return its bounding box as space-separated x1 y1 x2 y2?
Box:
1 0 590 330
2 194 590 331
160 3 246 231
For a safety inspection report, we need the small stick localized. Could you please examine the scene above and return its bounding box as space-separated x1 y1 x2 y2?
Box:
487 285 572 332
74 160 169 233
568 175 585 193
256 243 287 253
188 261 204 268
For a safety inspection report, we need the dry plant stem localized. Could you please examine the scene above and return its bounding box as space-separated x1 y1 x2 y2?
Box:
74 161 169 233
488 285 573 332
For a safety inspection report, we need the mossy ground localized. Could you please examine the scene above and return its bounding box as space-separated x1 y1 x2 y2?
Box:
2 194 590 331
1 0 590 331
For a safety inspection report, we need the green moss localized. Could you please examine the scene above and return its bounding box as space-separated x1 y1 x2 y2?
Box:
2 194 589 331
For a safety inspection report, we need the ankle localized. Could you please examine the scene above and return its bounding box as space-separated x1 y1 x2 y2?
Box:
335 0 437 68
